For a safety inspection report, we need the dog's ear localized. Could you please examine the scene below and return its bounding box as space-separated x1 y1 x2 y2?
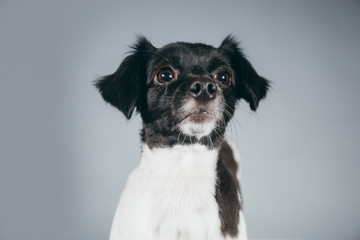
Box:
219 35 269 111
95 36 155 119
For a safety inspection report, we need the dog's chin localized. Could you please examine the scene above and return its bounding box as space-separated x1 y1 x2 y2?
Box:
179 113 216 139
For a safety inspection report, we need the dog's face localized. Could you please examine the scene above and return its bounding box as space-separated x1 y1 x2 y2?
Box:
96 36 268 148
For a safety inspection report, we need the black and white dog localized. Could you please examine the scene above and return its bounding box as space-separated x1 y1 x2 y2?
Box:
95 35 269 240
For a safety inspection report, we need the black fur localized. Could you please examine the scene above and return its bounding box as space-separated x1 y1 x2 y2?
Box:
217 141 242 237
219 36 269 111
95 35 268 148
95 35 269 237
95 37 155 119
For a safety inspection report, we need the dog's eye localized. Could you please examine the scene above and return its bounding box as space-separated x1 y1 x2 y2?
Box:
157 69 174 83
214 71 231 86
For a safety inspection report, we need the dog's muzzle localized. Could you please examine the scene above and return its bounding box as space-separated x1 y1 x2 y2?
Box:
178 78 222 138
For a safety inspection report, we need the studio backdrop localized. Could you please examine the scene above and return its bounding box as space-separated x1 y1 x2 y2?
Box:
1 1 359 240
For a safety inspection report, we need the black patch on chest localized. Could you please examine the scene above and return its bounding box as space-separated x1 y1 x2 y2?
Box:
215 141 242 237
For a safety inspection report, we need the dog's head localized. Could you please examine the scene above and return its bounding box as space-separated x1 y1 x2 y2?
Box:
96 36 269 148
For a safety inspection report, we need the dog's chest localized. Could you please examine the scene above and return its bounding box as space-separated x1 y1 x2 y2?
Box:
110 144 223 240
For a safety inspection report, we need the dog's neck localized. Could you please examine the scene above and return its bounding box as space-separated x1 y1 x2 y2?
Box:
140 124 226 149
141 143 219 169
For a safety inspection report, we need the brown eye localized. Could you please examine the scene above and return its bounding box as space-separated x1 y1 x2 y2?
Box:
157 69 174 83
214 71 231 86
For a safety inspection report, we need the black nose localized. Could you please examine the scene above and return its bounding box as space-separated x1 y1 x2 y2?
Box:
189 81 217 101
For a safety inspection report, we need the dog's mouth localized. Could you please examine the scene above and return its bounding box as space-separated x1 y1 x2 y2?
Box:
176 98 222 138
183 108 214 123
178 107 218 138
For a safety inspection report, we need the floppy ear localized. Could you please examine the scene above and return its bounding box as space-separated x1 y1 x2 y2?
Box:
219 35 269 111
95 36 155 119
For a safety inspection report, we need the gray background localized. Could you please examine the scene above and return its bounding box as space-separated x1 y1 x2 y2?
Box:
1 1 359 240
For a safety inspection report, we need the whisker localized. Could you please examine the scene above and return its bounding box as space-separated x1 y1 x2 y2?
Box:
208 135 214 149
213 128 225 143
177 131 181 143
182 134 187 145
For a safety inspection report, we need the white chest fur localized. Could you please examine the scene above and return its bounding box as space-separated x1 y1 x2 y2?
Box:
109 144 225 240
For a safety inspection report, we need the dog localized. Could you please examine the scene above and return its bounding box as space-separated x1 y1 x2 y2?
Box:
95 35 269 240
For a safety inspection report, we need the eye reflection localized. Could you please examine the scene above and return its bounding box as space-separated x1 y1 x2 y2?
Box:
214 70 231 86
156 68 175 83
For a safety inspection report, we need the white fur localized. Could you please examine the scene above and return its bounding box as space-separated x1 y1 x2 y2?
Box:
109 143 248 240
178 97 223 139
180 121 216 138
